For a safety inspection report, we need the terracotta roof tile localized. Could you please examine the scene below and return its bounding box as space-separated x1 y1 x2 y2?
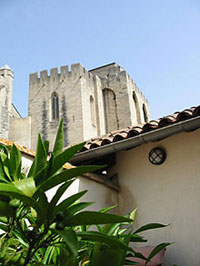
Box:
193 106 200 117
158 115 177 127
81 104 200 152
0 139 36 157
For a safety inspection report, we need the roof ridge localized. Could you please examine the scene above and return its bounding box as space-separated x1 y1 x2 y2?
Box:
79 104 200 152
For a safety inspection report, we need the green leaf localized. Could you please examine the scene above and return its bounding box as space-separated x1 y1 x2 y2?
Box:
99 205 117 213
34 143 76 187
49 179 75 210
0 152 12 181
0 200 15 217
117 228 128 236
0 183 24 195
90 243 127 266
44 140 50 154
129 234 147 243
53 119 64 157
130 208 137 223
0 216 8 223
42 246 54 264
65 211 132 226
35 165 103 194
101 223 121 235
12 177 36 197
33 160 51 186
134 223 168 234
0 154 7 183
49 142 85 176
57 228 78 257
12 230 29 247
9 144 21 181
27 159 36 178
38 191 49 208
145 242 171 264
0 223 8 232
0 144 10 156
28 134 47 178
65 202 94 218
78 231 132 250
0 183 42 217
86 238 121 266
54 190 88 216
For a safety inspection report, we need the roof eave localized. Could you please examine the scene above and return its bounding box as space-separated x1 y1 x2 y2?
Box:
71 116 200 164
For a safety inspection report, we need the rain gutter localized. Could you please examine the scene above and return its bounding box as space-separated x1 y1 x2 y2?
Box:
71 116 200 164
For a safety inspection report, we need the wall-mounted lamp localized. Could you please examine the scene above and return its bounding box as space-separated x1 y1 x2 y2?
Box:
149 147 166 165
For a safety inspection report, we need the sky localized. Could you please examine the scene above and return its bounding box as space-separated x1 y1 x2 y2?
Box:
1 0 200 120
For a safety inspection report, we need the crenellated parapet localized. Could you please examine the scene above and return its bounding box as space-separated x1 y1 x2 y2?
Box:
29 63 97 86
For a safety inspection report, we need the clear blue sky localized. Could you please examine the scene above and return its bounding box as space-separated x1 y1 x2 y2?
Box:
1 0 200 120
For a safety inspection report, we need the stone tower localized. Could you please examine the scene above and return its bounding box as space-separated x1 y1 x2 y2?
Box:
28 63 150 151
90 63 150 131
28 64 106 150
0 65 14 139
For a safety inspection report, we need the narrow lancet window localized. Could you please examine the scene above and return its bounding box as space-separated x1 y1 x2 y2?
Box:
52 92 59 120
90 95 96 127
143 103 148 123
103 88 119 132
132 91 141 124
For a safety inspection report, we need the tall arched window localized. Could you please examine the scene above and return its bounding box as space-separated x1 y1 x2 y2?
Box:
132 91 141 124
90 95 96 127
143 103 148 123
52 92 59 120
103 88 119 132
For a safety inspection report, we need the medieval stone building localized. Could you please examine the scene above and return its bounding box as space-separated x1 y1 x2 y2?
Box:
0 63 150 150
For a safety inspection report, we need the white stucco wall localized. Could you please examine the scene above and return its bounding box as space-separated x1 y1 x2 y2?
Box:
116 129 200 266
78 176 118 211
21 153 34 173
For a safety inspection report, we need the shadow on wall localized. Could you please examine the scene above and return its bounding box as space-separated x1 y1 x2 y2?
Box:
118 185 139 226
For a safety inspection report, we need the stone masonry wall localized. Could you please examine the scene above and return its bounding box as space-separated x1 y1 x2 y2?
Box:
126 74 150 125
9 117 31 148
0 65 14 140
91 63 150 132
28 64 103 150
0 87 9 139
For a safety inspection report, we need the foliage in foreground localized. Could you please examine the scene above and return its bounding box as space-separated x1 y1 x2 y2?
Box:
0 119 171 265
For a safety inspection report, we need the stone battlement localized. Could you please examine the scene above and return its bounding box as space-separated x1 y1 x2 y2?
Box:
29 63 95 85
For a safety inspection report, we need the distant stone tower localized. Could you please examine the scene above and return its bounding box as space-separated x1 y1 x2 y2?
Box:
0 65 14 139
28 64 106 150
28 63 150 151
90 63 150 131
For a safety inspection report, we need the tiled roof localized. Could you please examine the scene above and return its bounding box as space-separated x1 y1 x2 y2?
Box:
0 139 73 170
0 139 36 157
80 105 200 152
